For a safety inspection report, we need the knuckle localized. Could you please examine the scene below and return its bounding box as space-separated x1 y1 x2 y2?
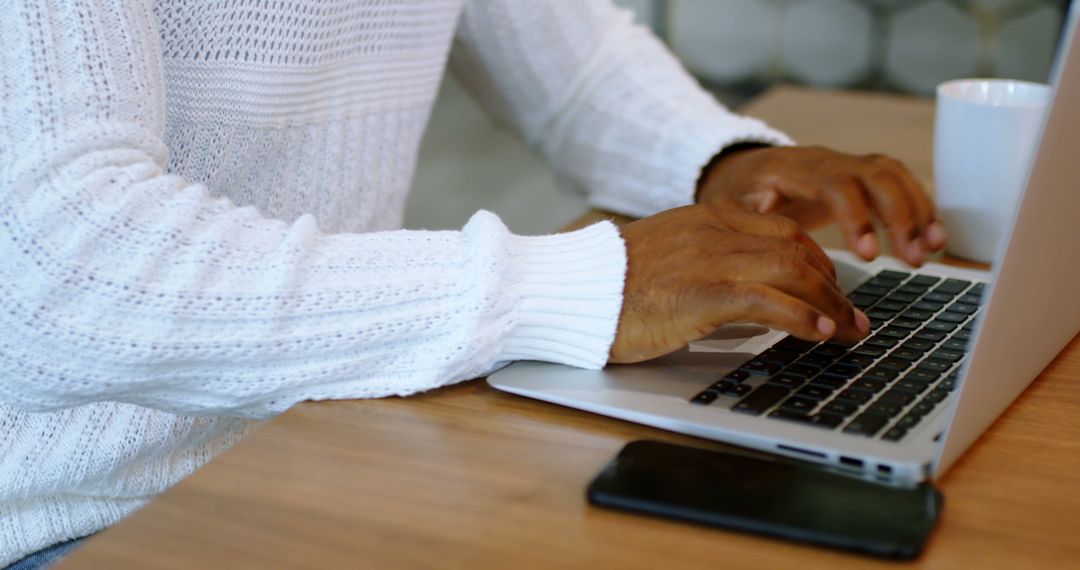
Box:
768 215 801 240
734 282 771 310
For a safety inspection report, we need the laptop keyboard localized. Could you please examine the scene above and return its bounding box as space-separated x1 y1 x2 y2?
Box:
689 269 986 442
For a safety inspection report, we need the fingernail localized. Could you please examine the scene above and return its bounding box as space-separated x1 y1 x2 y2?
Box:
854 310 870 333
927 222 948 248
856 233 878 258
816 316 837 337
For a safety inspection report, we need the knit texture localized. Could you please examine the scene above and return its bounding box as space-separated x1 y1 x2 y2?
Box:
0 0 791 562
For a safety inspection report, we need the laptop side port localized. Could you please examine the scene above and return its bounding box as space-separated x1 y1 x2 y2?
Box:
839 456 865 469
776 444 826 459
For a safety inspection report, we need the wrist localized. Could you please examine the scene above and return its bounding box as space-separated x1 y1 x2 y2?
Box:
694 143 770 203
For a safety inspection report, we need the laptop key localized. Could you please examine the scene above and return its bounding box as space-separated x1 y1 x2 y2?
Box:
823 399 860 416
733 385 791 415
919 358 953 373
894 379 931 394
865 335 899 349
958 293 982 306
868 400 904 418
913 329 947 342
877 357 914 372
925 388 950 404
875 301 908 313
796 385 834 400
813 343 850 358
760 348 799 365
691 391 719 405
912 300 944 312
907 368 942 384
878 270 911 281
867 275 903 288
862 368 899 382
880 388 916 405
813 412 845 429
853 345 887 358
936 311 967 324
785 364 820 378
768 409 815 425
911 400 937 416
877 326 909 340
767 374 808 389
849 293 878 309
852 377 888 392
925 320 958 333
811 375 849 390
836 388 874 405
896 413 922 429
867 309 897 321
855 284 892 297
953 329 972 341
822 363 862 380
898 284 930 295
838 354 875 369
931 348 965 363
923 292 954 303
781 396 819 413
742 359 783 376
773 336 818 353
727 384 754 397
908 275 941 287
892 347 923 361
885 292 919 305
947 302 978 315
844 412 890 436
935 279 972 295
797 354 835 368
942 338 970 352
721 369 751 383
902 339 936 353
891 318 922 330
901 308 934 321
882 426 908 442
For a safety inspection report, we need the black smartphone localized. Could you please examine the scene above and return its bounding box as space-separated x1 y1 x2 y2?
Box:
587 440 942 560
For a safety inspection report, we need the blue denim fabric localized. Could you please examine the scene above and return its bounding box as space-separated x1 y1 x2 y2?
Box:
4 537 88 570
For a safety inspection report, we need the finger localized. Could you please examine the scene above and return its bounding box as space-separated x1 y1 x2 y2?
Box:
726 251 869 344
823 176 879 261
727 233 841 296
893 166 947 251
718 283 863 344
711 208 837 281
861 169 925 266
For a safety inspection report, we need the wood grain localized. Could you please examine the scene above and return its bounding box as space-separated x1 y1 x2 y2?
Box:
60 86 1080 569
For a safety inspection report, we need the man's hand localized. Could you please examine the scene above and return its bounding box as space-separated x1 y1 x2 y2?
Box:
610 205 870 364
697 145 948 266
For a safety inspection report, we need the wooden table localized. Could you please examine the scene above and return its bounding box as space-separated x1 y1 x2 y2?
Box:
62 87 1080 569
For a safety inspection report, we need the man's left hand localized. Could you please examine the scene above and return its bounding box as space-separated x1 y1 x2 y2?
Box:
697 145 948 267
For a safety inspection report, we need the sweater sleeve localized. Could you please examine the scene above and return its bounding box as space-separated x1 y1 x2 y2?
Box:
0 0 626 418
449 0 795 218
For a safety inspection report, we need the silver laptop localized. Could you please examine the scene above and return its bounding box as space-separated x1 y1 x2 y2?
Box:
489 11 1080 485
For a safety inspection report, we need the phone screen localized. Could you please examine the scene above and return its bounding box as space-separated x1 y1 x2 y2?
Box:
587 440 941 559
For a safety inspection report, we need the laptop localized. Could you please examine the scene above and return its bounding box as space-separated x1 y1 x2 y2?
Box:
488 11 1080 486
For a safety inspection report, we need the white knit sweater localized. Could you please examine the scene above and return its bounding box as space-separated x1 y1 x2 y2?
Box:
0 0 790 562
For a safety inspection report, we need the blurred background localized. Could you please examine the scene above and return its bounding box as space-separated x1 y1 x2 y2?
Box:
405 0 1071 234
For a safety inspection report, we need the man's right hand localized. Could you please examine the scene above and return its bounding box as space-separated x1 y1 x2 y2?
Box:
609 204 870 364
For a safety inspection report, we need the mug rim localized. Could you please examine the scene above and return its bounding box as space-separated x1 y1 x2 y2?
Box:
937 78 1051 108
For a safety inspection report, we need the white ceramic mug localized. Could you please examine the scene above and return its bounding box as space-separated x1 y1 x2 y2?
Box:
934 79 1052 263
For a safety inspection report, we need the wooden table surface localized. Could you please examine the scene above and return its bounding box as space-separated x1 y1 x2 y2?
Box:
62 86 1080 569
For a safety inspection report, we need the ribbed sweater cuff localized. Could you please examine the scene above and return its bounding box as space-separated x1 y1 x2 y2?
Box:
498 221 626 369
